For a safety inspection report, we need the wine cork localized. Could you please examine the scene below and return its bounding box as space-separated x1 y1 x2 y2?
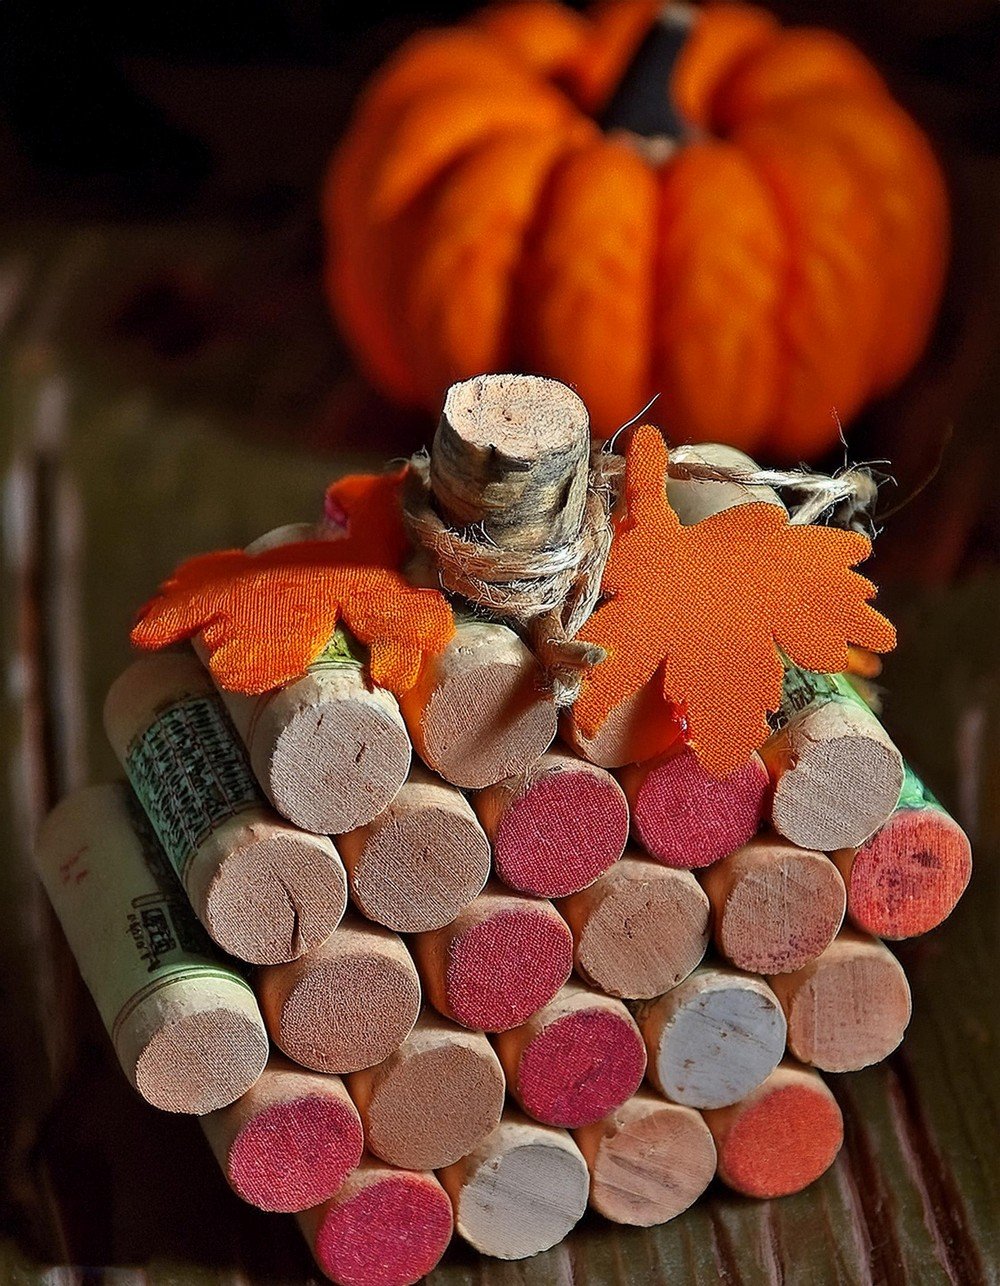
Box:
494 980 646 1128
432 373 591 551
474 749 629 897
573 1089 717 1226
257 912 421 1073
34 783 268 1114
198 522 413 835
411 882 573 1032
439 1109 590 1260
620 745 769 869
201 1054 363 1212
761 666 905 851
768 928 912 1072
559 680 685 769
558 852 709 999
704 1060 844 1198
832 764 972 939
337 762 490 933
347 1009 505 1170
666 443 785 525
299 1157 453 1286
104 652 348 965
636 965 786 1109
398 618 557 789
699 835 846 974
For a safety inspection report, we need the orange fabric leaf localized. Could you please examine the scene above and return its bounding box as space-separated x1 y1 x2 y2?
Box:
131 543 454 696
322 464 410 568
574 425 895 776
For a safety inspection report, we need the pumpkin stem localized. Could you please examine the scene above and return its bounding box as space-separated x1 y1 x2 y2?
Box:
599 3 696 149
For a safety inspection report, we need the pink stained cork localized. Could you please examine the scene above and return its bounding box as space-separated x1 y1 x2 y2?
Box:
201 1055 363 1212
704 1061 844 1199
833 807 972 940
474 750 629 897
412 883 573 1032
619 746 768 869
495 981 646 1128
300 1158 453 1286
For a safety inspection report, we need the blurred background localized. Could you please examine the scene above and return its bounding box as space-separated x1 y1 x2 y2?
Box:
0 4 997 1280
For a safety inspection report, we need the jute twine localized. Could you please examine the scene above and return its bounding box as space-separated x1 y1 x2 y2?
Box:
403 442 881 703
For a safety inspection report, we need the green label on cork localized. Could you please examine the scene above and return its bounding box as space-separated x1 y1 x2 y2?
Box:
895 762 946 815
771 664 872 731
125 695 262 883
312 624 366 670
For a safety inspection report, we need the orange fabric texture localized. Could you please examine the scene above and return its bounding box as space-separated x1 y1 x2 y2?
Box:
322 464 410 568
324 0 949 456
132 547 454 696
573 426 896 776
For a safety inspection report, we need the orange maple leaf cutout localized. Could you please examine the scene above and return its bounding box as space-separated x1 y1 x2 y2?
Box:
574 426 896 777
132 465 453 695
322 464 410 568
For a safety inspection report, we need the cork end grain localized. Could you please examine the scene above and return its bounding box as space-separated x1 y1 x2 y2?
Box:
512 1006 646 1128
838 807 972 938
709 1068 844 1198
269 691 411 835
443 905 574 1032
488 758 629 897
310 1169 453 1286
227 1093 363 1212
134 1004 268 1114
576 1095 717 1226
625 747 768 869
203 827 347 965
561 855 709 1000
362 1038 506 1171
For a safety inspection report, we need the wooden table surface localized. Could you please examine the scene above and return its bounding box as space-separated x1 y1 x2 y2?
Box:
1 224 997 1286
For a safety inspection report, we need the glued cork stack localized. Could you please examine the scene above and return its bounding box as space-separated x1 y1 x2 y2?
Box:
699 835 846 974
347 1009 505 1171
439 1110 590 1261
208 523 412 835
412 882 573 1032
474 749 629 897
104 652 348 965
494 980 646 1128
337 762 491 933
637 965 787 1109
573 1090 717 1227
257 913 421 1073
34 783 268 1114
201 1054 363 1212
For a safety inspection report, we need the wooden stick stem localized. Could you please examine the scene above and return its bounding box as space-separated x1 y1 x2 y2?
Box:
34 783 268 1114
104 653 348 964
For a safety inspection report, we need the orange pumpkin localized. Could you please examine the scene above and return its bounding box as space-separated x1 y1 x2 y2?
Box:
325 1 949 456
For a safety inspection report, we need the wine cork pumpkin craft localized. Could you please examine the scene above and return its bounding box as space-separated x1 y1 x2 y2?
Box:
34 373 971 1285
324 0 948 457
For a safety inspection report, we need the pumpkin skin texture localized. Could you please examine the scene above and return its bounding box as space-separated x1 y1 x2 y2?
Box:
325 1 949 456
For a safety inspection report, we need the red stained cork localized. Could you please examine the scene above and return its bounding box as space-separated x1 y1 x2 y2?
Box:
413 883 573 1032
301 1159 453 1286
705 1062 844 1199
620 746 768 869
228 1096 360 1212
475 751 628 897
496 982 646 1128
834 808 972 939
